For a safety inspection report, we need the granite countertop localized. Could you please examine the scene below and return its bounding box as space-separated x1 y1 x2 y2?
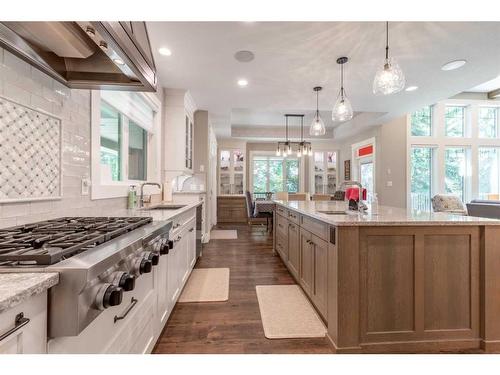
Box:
0 273 59 313
275 200 500 226
172 191 206 194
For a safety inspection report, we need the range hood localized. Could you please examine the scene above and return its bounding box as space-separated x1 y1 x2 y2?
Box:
0 22 157 92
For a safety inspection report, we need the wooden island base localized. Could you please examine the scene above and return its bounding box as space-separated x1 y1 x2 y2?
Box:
273 202 500 353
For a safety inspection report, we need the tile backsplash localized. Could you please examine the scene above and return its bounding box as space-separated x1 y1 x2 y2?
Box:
0 47 125 228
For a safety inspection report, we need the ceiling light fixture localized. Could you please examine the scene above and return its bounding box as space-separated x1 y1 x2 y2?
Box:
276 114 312 157
310 86 326 136
373 22 406 95
158 47 172 56
234 50 255 63
441 59 467 71
332 57 354 122
237 79 248 87
405 85 418 92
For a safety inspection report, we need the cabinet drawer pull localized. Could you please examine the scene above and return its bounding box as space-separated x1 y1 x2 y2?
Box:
114 297 138 323
0 312 30 342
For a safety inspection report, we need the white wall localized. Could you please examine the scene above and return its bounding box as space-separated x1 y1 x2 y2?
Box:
0 48 126 228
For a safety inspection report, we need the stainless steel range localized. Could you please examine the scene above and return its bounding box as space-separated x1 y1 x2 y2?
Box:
0 216 172 338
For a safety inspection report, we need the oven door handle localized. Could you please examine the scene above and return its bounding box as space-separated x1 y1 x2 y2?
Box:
0 312 30 342
114 297 138 323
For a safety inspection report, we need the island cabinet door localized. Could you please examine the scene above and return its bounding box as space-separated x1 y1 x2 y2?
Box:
311 234 328 319
299 228 314 296
287 222 300 279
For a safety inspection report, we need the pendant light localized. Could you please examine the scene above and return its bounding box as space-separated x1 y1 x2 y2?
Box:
276 114 311 157
332 57 354 122
372 22 405 95
310 86 326 136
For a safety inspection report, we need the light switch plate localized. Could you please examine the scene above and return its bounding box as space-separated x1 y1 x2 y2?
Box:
81 178 91 196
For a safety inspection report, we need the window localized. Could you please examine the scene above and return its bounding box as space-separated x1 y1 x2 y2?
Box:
99 101 150 182
445 147 468 201
478 147 500 199
128 121 147 181
479 107 498 138
252 156 299 193
100 102 122 181
410 147 433 211
411 106 432 136
360 160 374 200
445 106 465 137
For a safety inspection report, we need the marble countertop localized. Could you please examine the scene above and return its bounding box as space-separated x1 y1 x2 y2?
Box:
0 273 59 313
107 201 203 223
172 191 206 194
276 200 500 226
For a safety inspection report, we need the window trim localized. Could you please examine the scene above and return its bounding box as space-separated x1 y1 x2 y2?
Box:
91 90 161 200
249 151 305 194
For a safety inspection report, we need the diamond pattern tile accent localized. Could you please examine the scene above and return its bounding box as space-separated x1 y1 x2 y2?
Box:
0 97 61 201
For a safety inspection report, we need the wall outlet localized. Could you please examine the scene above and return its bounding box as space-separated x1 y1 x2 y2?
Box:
386 181 393 187
81 178 91 196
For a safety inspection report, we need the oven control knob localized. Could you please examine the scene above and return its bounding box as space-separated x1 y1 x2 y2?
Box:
133 257 152 275
159 240 170 255
95 283 123 310
118 273 136 291
167 240 174 249
143 251 159 265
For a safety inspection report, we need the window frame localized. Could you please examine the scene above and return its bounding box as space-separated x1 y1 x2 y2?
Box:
249 151 305 194
91 90 161 200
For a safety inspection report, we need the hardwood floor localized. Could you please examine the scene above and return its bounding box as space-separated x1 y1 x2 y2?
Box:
153 223 333 354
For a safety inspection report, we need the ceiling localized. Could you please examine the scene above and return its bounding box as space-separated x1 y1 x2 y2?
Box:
469 75 500 92
147 22 500 139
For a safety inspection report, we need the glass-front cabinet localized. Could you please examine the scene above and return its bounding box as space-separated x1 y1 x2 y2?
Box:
219 149 245 195
311 151 338 194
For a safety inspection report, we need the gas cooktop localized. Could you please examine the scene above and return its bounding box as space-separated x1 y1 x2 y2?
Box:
0 216 153 266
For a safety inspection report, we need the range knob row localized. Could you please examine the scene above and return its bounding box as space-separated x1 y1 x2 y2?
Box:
95 283 123 310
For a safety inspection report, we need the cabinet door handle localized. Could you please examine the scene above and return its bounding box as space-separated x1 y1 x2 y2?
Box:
114 297 138 323
0 313 30 342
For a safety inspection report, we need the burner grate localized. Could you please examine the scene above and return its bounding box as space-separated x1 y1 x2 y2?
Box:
0 217 152 265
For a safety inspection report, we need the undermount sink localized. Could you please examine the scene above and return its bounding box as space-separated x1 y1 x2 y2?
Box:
143 204 187 210
316 210 348 215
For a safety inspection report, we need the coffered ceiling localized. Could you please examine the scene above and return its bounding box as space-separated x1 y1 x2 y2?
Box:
147 22 500 139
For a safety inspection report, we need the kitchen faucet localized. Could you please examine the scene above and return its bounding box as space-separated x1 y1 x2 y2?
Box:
340 180 367 212
139 182 162 208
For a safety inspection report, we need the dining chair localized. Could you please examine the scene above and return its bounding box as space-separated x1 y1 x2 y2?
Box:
312 194 331 201
275 191 289 201
245 191 272 231
288 193 309 201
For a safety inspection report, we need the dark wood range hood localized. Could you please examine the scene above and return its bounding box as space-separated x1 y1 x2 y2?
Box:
0 21 157 92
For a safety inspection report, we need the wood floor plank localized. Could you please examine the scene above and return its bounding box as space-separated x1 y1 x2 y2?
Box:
153 224 333 354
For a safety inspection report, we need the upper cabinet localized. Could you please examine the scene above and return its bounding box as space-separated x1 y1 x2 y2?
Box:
163 89 196 174
311 151 338 194
219 148 245 195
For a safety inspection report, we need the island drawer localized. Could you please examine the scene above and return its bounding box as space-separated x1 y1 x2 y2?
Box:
275 205 287 217
275 233 288 261
276 214 289 237
301 215 329 240
287 209 300 224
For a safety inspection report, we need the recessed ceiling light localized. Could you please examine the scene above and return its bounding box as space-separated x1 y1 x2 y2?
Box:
113 58 125 65
405 86 418 92
237 79 248 87
441 60 467 71
234 50 255 62
158 47 172 56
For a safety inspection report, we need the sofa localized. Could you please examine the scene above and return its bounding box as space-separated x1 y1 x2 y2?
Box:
466 199 500 219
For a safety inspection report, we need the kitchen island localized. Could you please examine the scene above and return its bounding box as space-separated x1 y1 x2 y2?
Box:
273 200 500 353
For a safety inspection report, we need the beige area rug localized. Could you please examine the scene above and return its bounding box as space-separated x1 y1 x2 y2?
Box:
255 285 327 339
178 268 230 302
210 230 238 240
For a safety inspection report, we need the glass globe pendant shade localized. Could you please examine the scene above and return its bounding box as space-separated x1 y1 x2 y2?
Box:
310 113 326 136
332 94 353 122
372 57 405 95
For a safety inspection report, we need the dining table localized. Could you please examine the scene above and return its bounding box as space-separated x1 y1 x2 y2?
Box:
253 199 276 215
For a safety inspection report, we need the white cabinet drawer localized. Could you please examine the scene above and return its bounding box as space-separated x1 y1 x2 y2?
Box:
0 291 47 354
